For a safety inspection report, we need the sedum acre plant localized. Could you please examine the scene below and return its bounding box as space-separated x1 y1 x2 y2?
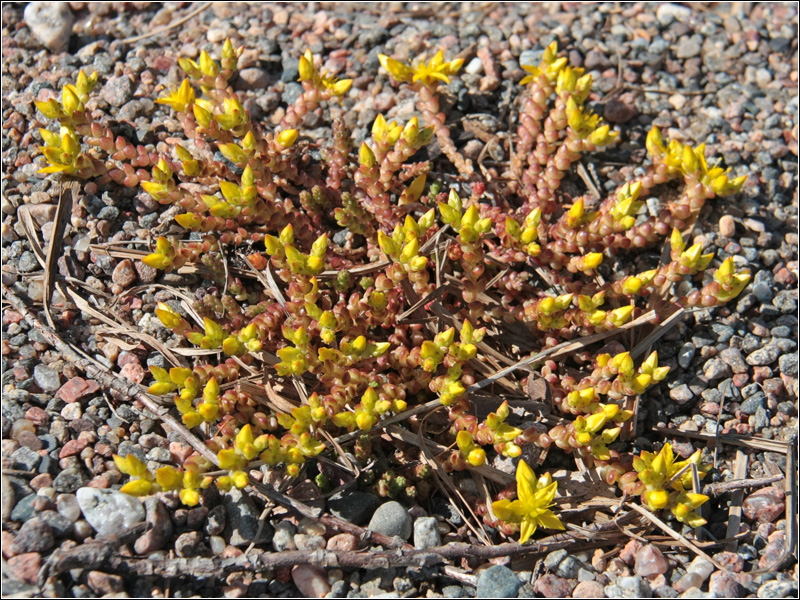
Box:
36 39 750 543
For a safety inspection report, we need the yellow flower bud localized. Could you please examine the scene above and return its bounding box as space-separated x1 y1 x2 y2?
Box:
467 448 487 466
276 129 298 148
644 489 670 510
359 141 376 167
646 126 665 156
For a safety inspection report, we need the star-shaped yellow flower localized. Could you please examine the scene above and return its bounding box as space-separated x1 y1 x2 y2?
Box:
492 460 564 543
298 49 353 96
379 50 464 86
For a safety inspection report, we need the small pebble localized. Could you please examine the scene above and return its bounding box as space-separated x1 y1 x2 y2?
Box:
743 488 786 523
478 565 522 599
292 564 331 598
635 544 668 577
367 501 412 541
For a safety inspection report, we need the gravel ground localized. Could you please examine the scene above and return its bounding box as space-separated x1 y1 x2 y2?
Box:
1 2 798 598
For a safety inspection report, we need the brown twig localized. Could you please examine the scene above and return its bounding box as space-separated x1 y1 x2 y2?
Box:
40 511 641 582
724 450 748 551
121 2 213 44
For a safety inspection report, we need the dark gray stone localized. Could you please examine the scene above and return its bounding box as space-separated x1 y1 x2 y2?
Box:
476 565 521 599
222 487 272 547
328 490 382 526
367 501 412 541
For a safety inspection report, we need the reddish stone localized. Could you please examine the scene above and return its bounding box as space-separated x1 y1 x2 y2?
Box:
59 438 89 458
709 570 744 597
16 431 43 451
712 551 744 573
326 533 358 552
743 487 785 523
117 351 140 367
604 98 638 123
57 377 100 403
24 407 49 427
572 581 605 599
753 366 773 383
774 267 797 286
732 373 749 388
151 55 175 72
169 442 194 463
7 552 42 585
620 538 643 565
87 571 124 594
87 476 112 489
634 544 668 576
30 473 53 490
120 362 145 384
223 545 243 559
3 310 24 324
276 566 292 583
533 574 575 598
1 530 17 559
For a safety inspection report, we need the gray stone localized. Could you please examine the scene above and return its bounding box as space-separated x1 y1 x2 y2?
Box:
328 490 382 526
38 509 74 538
76 487 145 538
656 3 691 25
747 345 781 366
670 384 694 404
557 556 584 579
272 521 297 552
134 497 173 554
477 565 522 599
53 467 87 493
11 446 41 471
720 348 748 373
687 557 714 580
205 504 226 536
10 493 37 523
703 358 732 380
442 585 466 598
222 487 272 547
24 2 74 52
11 517 55 553
676 35 702 59
740 392 766 415
605 576 653 598
33 364 61 392
751 406 769 431
544 548 569 570
678 343 696 369
753 282 774 304
368 501 412 541
773 291 797 314
1 476 15 521
101 76 135 108
757 580 798 598
413 516 441 550
779 354 798 377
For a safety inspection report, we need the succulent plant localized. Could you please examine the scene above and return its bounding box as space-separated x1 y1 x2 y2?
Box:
36 39 749 541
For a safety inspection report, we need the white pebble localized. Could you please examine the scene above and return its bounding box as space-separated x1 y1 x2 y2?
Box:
57 494 82 522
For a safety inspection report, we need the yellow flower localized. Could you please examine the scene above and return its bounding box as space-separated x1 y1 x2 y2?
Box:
156 79 195 113
38 126 86 175
379 50 463 86
520 42 568 85
298 49 352 96
492 460 564 543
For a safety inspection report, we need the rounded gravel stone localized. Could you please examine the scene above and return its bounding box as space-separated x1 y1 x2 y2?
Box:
477 565 522 599
367 501 412 541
